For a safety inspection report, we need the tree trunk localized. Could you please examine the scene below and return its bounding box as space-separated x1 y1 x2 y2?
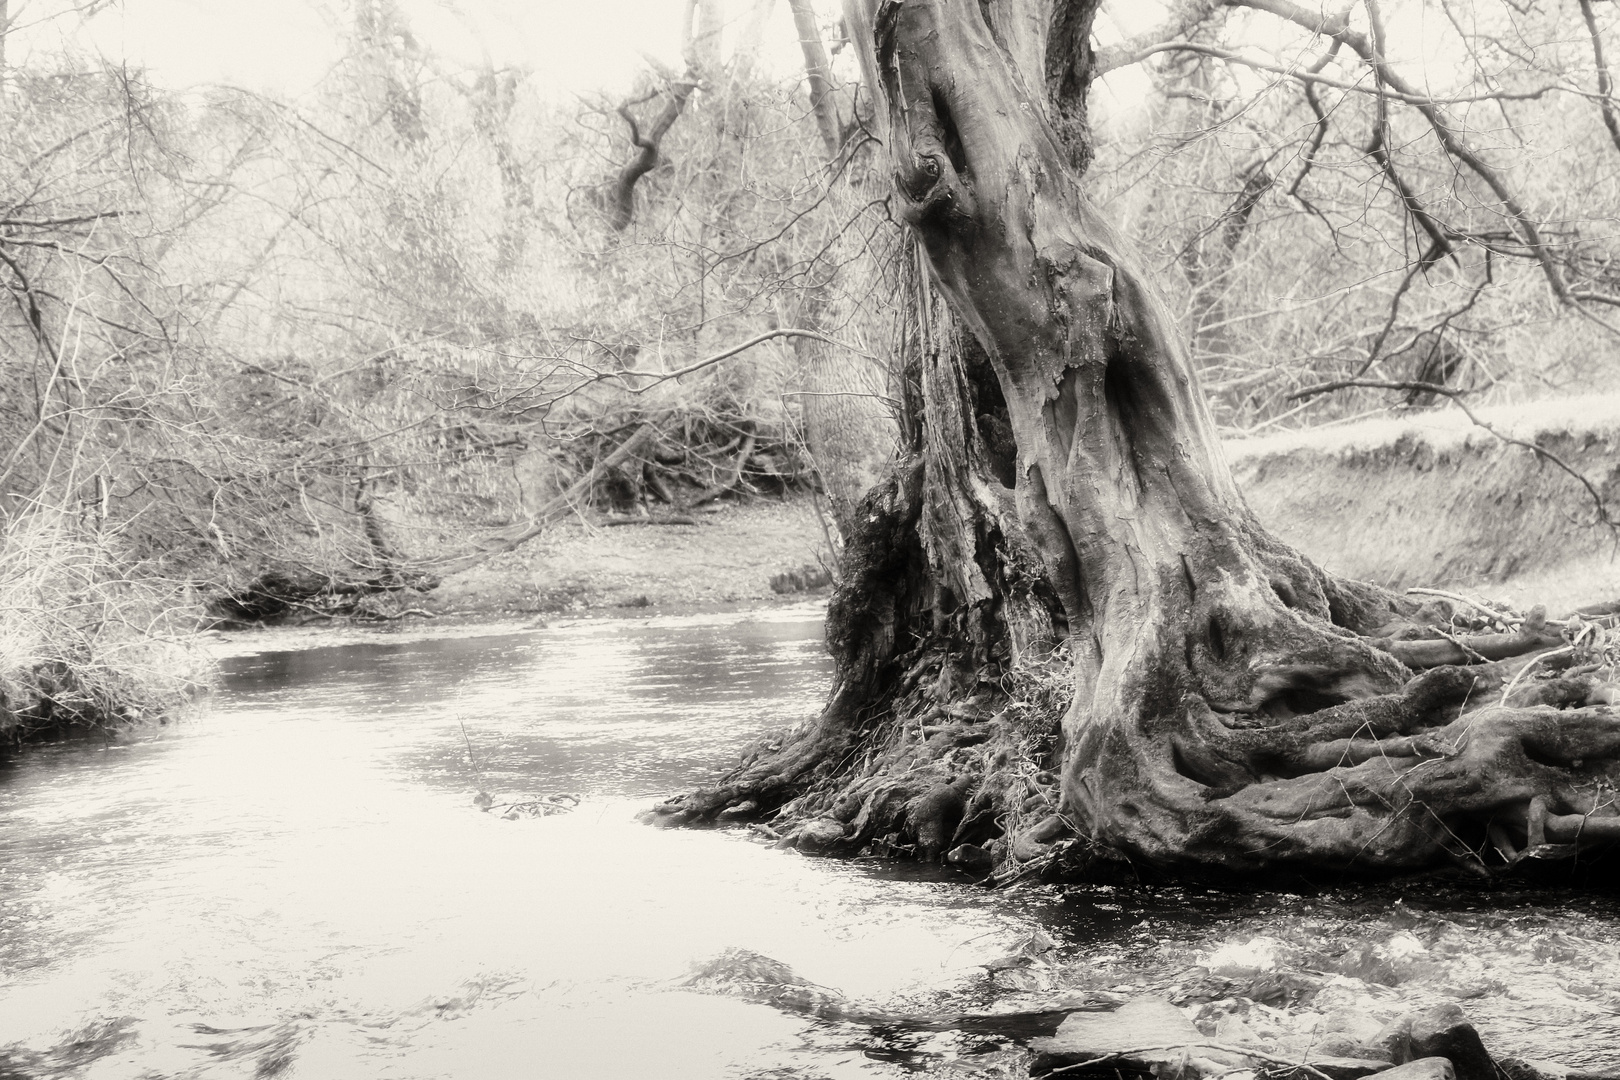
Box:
787 0 843 159
656 0 1620 879
1186 161 1272 371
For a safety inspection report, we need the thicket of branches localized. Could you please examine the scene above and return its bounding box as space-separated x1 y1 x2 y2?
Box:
0 1 905 633
1092 0 1620 433
6 0 1620 735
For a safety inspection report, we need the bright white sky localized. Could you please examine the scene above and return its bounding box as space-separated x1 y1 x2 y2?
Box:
5 0 1443 114
9 0 815 97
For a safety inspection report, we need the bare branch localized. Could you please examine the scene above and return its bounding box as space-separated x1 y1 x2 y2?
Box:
606 76 699 231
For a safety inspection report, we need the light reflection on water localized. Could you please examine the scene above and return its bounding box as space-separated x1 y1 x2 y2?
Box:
6 608 1620 1075
0 609 1037 1078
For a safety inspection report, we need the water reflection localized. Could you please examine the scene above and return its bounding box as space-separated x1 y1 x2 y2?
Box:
0 609 1037 1079
6 609 1620 1076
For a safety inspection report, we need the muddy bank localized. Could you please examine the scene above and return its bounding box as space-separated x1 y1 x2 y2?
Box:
426 497 833 618
207 497 836 626
1231 394 1620 615
430 397 1619 624
210 397 1617 627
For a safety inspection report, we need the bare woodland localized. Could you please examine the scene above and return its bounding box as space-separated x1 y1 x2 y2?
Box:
3 0 1620 877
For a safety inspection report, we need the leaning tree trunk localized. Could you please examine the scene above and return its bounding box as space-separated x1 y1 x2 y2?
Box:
655 0 1620 879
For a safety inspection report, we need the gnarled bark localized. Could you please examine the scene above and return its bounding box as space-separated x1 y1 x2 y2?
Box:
657 0 1620 880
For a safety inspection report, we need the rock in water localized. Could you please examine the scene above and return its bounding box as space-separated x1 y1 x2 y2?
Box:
1030 996 1393 1079
1409 1005 1497 1080
680 947 1083 1038
1029 998 1245 1076
1375 1004 1497 1080
680 947 850 1021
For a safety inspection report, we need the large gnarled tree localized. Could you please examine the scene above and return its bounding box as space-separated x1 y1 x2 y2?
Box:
654 0 1620 878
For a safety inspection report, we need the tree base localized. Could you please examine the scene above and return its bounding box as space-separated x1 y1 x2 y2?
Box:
652 479 1620 882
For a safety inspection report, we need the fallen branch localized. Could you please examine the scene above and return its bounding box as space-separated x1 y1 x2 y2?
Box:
434 424 660 573
598 513 698 527
686 432 756 509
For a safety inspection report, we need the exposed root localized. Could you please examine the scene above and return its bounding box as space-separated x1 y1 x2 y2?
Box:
1146 594 1620 874
649 612 1075 871
651 641 1068 869
661 573 1620 881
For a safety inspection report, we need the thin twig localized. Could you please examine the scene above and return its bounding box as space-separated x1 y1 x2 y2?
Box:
1500 647 1574 705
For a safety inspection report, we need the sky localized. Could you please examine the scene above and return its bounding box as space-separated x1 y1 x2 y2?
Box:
5 0 1446 124
8 0 811 97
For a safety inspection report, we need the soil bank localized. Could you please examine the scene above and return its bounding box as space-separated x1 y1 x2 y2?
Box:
1230 393 1620 616
416 396 1618 625
423 497 836 619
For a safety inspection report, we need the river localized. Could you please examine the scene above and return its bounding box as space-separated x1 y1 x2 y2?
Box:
3 607 1620 1077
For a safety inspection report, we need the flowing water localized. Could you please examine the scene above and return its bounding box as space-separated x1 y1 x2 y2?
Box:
3 607 1620 1078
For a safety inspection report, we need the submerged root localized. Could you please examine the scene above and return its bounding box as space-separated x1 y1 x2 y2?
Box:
680 947 1085 1035
649 641 1078 874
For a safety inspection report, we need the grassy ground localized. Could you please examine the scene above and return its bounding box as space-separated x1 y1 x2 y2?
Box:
1231 394 1620 616
422 496 836 619
412 396 1620 624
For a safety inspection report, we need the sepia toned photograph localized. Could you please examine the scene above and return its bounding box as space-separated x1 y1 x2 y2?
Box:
3 0 1620 1076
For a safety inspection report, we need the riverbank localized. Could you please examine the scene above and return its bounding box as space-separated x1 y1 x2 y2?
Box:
404 496 836 621
403 396 1620 628
1230 393 1620 617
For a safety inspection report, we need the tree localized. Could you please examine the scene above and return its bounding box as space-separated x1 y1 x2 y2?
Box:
654 0 1620 878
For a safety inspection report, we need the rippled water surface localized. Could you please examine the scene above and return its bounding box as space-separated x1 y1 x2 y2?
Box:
5 607 1620 1077
0 609 1048 1078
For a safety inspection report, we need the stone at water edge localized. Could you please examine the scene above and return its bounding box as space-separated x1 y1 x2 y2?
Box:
1374 1003 1497 1080
945 842 993 874
1376 1060 1457 1080
1028 996 1394 1079
793 818 846 852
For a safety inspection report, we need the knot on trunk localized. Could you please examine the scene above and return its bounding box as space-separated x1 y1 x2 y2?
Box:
895 147 976 227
